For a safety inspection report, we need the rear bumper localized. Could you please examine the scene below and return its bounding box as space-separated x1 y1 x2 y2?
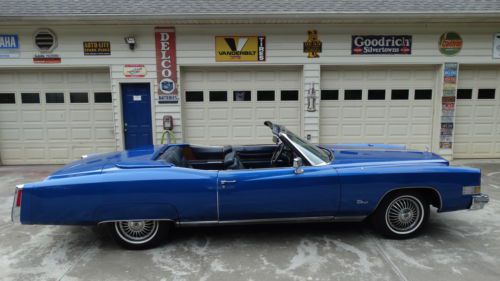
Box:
469 194 489 210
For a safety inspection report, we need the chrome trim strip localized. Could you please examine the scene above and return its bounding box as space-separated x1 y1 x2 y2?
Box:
333 216 367 222
177 220 219 227
372 186 443 212
177 215 370 227
280 133 328 167
97 218 175 225
219 216 335 225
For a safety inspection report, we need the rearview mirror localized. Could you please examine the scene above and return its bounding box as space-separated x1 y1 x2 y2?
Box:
293 157 304 174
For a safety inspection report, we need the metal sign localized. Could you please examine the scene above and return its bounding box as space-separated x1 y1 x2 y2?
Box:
303 30 322 58
439 32 462 56
155 27 178 104
352 35 412 55
215 36 265 62
0 34 20 58
494 33 500 59
83 41 111 55
124 64 147 78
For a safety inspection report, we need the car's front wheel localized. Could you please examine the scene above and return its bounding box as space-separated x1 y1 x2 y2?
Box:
372 191 429 239
108 220 170 250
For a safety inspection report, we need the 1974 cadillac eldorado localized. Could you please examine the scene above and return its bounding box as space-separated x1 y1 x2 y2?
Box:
12 121 489 249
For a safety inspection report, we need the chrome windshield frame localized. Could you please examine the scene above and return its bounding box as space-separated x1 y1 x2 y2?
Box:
279 132 329 167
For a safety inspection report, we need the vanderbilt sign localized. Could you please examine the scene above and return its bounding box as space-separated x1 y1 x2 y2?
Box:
215 36 266 62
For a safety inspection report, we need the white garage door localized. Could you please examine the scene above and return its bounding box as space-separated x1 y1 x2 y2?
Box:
454 65 500 158
182 67 301 145
320 66 436 150
0 69 115 165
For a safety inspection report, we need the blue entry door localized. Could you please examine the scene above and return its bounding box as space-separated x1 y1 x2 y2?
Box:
217 166 341 221
121 83 153 150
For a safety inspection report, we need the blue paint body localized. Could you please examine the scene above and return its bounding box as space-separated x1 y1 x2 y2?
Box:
121 83 153 150
19 143 481 226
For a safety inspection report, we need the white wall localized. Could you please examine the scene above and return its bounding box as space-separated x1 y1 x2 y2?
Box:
1 22 500 154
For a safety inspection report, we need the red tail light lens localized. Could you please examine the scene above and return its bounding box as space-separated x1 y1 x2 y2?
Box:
16 189 22 207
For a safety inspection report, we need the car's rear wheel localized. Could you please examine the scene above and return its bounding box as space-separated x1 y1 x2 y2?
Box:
372 191 429 239
108 220 170 250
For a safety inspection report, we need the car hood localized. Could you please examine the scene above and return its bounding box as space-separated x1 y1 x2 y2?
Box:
47 145 168 179
323 144 448 165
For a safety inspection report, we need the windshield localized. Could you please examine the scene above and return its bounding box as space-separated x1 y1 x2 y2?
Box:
283 131 332 165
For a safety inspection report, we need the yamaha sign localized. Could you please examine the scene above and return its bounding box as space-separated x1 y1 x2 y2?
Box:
352 35 412 55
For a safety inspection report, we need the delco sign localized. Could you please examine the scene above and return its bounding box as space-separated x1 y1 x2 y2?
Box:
0 34 20 58
155 27 178 104
352 35 412 55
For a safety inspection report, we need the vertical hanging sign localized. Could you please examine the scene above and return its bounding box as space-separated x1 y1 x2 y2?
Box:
440 62 458 150
155 27 178 104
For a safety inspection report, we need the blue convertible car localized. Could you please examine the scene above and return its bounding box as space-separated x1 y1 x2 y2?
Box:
12 121 489 249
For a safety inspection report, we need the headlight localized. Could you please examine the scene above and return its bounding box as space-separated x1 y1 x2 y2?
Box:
463 185 481 195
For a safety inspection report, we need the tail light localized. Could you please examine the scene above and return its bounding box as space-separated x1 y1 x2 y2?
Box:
11 184 23 223
15 188 23 207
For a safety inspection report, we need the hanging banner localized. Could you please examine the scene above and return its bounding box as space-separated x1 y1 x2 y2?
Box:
0 34 20 58
351 35 412 55
439 62 458 150
155 27 178 103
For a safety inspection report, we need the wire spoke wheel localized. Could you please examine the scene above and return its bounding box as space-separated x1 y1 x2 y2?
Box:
385 195 424 235
114 220 160 245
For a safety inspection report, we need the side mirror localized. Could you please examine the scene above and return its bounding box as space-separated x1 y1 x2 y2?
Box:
293 157 304 174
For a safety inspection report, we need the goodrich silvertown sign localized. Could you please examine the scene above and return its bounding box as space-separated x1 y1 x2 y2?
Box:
352 35 412 55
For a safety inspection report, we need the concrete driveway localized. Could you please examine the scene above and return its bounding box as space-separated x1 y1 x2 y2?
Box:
0 162 499 281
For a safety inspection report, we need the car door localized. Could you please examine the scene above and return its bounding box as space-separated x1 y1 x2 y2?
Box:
217 165 341 221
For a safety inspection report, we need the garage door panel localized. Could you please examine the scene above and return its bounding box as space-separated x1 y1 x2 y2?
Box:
412 106 432 117
47 128 69 140
46 110 67 122
342 107 363 118
255 108 277 119
208 108 229 120
0 129 20 140
94 110 113 121
71 128 92 139
48 147 70 159
232 126 254 138
23 129 44 140
365 107 386 118
70 110 91 122
22 111 42 122
365 124 385 137
388 125 409 136
389 107 411 118
0 110 18 122
279 107 299 120
95 128 114 139
184 108 205 120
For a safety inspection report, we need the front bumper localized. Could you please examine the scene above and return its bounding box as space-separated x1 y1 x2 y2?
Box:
469 194 489 210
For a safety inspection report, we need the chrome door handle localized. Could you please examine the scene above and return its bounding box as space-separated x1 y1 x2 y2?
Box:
220 180 237 184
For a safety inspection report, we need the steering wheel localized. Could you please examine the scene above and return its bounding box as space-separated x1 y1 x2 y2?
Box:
270 142 285 167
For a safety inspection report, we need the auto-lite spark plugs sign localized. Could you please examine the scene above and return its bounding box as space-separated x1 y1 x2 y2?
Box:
155 27 178 103
352 35 412 55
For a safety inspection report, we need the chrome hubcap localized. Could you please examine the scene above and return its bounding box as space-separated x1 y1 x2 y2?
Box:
385 196 423 234
115 220 159 244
